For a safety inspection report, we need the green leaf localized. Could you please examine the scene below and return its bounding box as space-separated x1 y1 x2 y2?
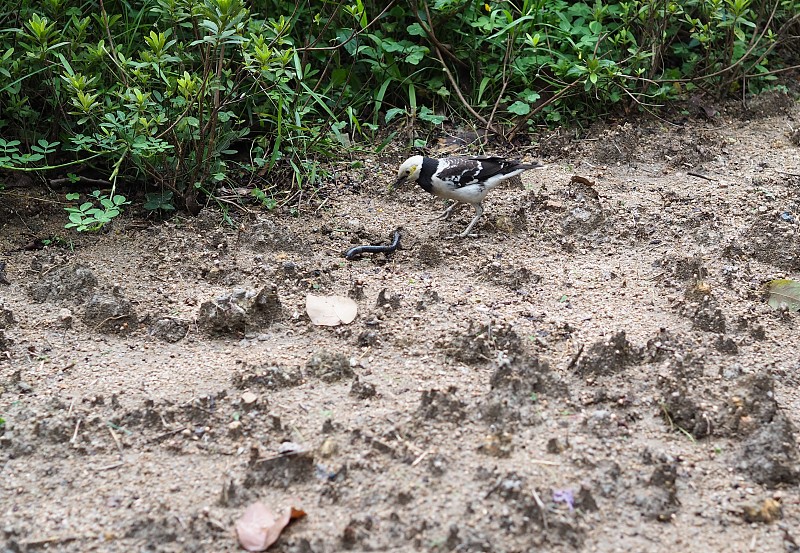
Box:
407 22 426 36
418 106 445 125
508 101 531 115
766 279 800 311
523 90 541 103
405 47 427 65
66 192 80 201
477 76 492 105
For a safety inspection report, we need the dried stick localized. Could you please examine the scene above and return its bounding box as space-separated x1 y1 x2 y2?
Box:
506 80 580 142
486 36 514 133
413 1 469 70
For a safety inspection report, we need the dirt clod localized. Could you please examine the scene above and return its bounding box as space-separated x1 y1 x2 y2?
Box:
742 498 783 523
481 352 551 426
149 316 190 342
0 305 15 329
635 458 680 521
83 291 137 334
739 412 800 487
575 331 640 375
447 321 521 365
245 449 315 489
306 351 354 382
478 431 514 458
233 363 303 390
28 263 97 304
417 386 466 422
417 243 442 266
197 284 282 335
350 376 376 399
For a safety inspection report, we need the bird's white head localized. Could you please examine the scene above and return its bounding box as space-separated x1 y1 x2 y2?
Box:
393 155 424 188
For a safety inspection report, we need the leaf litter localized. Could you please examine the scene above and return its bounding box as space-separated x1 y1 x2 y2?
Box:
234 501 306 552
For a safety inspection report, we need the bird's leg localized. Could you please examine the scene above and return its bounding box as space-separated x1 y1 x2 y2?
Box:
433 201 461 221
459 203 484 237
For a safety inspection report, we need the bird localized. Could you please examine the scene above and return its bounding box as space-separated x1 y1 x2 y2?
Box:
393 155 544 237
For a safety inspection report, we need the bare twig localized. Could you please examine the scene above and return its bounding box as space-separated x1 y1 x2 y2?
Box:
92 314 130 332
486 37 514 132
108 425 124 456
413 1 469 70
412 0 500 134
431 37 495 132
688 171 714 181
70 418 82 445
296 1 397 52
91 461 125 472
565 343 584 372
148 427 186 443
528 459 560 466
626 0 782 87
21 535 87 547
411 449 430 467
48 177 111 187
98 0 127 87
531 486 548 530
507 81 580 142
746 62 800 78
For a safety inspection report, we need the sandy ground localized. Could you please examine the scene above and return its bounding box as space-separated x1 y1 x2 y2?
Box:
2 90 800 552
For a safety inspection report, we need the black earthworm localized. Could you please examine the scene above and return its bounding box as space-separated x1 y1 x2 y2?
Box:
344 229 402 260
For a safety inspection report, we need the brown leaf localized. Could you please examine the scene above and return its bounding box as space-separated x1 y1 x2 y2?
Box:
288 506 307 521
235 501 305 552
306 295 358 326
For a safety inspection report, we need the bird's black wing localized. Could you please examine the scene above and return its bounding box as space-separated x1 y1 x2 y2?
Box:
465 156 523 179
470 156 543 174
435 156 521 187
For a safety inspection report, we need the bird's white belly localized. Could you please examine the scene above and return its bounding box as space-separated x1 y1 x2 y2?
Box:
430 181 488 203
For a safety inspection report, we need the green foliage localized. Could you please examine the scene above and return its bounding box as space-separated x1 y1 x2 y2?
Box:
251 188 278 210
0 138 60 170
64 190 130 232
144 191 176 212
0 0 798 222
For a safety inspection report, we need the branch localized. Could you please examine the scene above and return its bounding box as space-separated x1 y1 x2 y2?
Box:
98 0 128 88
431 41 498 133
48 176 111 187
413 1 469 70
295 1 397 52
506 80 580 143
486 35 513 132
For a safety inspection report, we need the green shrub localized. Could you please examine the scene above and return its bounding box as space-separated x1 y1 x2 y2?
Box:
0 0 797 225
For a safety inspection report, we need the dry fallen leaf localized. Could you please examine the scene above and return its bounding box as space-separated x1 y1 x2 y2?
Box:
306 295 358 326
235 501 306 552
766 279 800 311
